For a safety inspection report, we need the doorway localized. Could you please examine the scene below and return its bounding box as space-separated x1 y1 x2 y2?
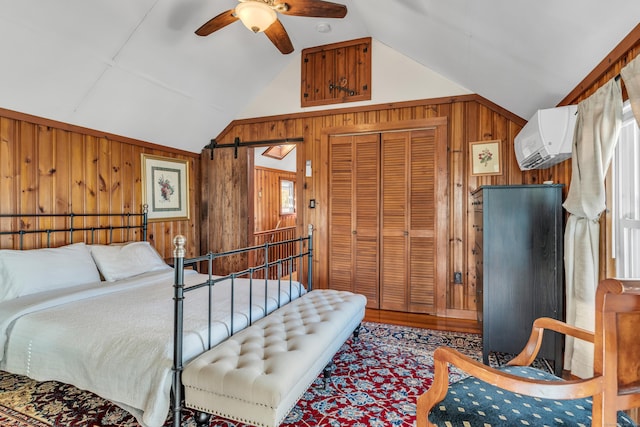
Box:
249 144 299 278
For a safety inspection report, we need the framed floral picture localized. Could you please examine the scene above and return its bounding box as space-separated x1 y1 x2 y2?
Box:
141 154 190 221
469 140 502 176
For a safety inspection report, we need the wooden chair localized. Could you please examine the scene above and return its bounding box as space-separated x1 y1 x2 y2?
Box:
416 278 640 427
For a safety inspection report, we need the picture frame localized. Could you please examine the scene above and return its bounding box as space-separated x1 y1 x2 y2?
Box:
469 140 502 176
141 154 190 221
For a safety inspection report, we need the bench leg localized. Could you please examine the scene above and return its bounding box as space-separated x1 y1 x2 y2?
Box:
353 323 362 342
318 324 361 390
321 362 336 390
194 411 211 427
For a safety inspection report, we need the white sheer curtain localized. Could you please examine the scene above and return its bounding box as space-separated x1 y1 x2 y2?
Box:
621 54 640 125
563 79 622 378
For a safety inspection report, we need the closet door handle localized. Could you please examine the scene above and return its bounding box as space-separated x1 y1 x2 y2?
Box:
404 231 409 236
352 230 357 235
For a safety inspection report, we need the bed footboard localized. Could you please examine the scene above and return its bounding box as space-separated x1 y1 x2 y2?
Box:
171 225 314 427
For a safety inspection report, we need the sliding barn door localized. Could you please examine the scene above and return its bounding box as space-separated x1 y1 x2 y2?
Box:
328 134 380 307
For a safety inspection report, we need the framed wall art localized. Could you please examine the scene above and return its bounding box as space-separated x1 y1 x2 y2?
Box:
469 140 502 176
141 154 189 221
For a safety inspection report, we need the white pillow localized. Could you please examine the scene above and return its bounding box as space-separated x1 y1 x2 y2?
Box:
89 241 170 282
0 243 102 302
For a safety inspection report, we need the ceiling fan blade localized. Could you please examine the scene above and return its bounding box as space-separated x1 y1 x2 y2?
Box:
195 9 238 36
276 0 347 18
264 19 294 54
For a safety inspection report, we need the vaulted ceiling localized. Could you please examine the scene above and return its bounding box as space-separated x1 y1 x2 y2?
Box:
1 0 638 153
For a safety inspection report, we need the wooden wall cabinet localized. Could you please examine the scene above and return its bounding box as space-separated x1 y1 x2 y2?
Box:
301 37 371 108
472 184 564 376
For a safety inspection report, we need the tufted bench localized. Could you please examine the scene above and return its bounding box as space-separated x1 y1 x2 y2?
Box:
181 288 367 427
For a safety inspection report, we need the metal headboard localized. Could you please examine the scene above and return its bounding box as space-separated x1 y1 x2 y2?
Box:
0 206 148 249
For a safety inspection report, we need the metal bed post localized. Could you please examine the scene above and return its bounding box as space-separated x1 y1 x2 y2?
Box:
172 235 186 427
307 224 313 291
69 212 75 244
142 204 148 241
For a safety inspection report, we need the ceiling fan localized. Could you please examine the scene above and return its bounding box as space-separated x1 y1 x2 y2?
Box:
195 0 347 55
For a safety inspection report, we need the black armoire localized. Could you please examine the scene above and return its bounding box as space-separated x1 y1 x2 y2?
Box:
472 184 564 376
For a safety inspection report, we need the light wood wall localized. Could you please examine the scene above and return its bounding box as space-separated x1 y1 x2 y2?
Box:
0 108 200 258
557 25 640 421
253 167 296 232
557 24 640 281
202 94 574 318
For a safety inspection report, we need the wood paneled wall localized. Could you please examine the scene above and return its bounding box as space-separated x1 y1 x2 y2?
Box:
0 108 200 258
202 94 574 318
253 167 296 232
557 24 640 281
556 25 640 422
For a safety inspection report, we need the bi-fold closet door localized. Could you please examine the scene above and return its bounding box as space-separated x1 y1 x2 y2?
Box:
328 128 441 314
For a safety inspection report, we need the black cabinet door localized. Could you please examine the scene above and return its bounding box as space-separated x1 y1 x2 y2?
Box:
475 185 564 376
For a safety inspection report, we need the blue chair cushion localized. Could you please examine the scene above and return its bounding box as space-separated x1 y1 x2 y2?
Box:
428 365 637 426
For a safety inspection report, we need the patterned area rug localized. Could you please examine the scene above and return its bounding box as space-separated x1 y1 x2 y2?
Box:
0 322 488 427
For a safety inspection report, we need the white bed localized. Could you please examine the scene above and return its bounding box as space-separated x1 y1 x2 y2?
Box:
0 239 307 427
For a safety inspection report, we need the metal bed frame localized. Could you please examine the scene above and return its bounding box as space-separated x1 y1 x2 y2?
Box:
0 208 148 248
171 225 314 427
0 209 313 427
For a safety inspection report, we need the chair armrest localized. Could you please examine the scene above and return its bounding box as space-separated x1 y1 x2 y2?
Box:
416 346 604 427
508 317 594 367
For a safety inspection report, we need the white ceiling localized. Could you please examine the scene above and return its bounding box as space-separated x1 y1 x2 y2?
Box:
0 0 638 153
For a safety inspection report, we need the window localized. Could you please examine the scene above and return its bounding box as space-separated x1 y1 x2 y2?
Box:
262 144 296 160
280 179 295 215
612 101 640 278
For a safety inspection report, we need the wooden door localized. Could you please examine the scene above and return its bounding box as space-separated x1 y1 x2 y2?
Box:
380 131 409 311
328 134 380 307
380 129 440 313
407 129 439 313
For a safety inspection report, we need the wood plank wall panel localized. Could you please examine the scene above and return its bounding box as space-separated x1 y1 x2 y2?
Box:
449 102 467 311
557 28 640 284
0 109 200 258
253 167 296 232
555 26 640 424
205 94 560 319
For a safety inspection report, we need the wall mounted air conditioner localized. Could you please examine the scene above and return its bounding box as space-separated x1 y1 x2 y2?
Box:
514 104 577 170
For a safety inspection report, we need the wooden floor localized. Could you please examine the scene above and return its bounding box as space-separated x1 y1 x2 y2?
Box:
364 308 481 334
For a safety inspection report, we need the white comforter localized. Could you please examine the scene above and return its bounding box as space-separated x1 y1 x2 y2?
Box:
0 269 306 427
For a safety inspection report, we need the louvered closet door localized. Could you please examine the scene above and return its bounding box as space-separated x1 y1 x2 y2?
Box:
380 129 438 313
407 129 438 313
380 132 409 311
328 134 380 307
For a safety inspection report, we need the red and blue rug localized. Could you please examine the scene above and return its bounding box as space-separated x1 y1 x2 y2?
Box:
0 322 482 427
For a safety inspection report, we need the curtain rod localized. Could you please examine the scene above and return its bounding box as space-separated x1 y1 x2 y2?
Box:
203 136 304 159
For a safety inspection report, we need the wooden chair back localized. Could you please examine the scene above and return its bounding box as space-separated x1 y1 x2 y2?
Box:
596 278 640 425
416 278 640 427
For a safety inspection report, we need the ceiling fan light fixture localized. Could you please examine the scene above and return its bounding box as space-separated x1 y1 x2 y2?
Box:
235 1 277 33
